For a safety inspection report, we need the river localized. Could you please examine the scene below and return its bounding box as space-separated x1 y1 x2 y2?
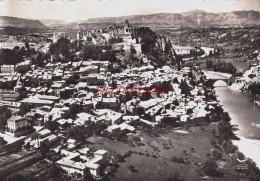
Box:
215 87 260 168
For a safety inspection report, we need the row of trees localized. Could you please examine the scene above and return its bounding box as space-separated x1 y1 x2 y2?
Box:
81 44 119 62
49 38 71 60
0 48 24 65
49 38 120 63
31 52 50 67
206 59 237 75
0 41 35 66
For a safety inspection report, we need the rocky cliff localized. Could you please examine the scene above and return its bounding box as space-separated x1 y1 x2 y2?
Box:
114 28 182 69
139 28 183 68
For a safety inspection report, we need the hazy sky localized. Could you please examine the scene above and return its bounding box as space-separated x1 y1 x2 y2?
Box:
0 0 259 22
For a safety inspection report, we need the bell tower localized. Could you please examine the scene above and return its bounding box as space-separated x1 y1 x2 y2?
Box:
14 76 23 92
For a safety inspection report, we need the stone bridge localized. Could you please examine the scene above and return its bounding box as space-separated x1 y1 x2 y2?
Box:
203 71 232 87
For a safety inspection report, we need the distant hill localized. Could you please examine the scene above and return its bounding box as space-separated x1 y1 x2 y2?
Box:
80 10 260 26
182 10 260 26
1 10 259 30
82 13 187 26
0 16 48 29
39 19 68 27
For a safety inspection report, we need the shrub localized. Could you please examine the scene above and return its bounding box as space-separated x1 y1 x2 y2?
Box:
211 139 217 146
203 159 223 177
136 142 145 146
190 147 196 153
145 153 151 157
7 173 25 181
163 142 171 149
0 137 7 146
166 172 186 181
183 149 188 155
171 156 185 164
211 149 222 161
128 165 138 172
132 136 141 142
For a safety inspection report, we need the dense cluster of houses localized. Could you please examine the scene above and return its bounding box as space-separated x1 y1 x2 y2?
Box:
0 52 220 178
0 21 221 179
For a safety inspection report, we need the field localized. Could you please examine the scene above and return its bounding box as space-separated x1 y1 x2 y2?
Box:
87 123 245 181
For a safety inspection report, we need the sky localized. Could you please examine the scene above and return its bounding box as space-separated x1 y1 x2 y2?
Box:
0 0 259 22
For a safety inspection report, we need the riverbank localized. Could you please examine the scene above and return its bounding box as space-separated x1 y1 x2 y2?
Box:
215 86 260 170
85 82 260 180
204 69 260 170
233 136 260 168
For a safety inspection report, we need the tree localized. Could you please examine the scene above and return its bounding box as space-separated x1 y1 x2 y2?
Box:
31 132 40 140
130 45 137 54
206 59 237 75
13 46 20 52
203 159 223 177
7 173 25 181
35 52 45 67
66 73 80 86
179 80 192 95
206 60 213 69
82 45 101 60
248 82 260 95
20 47 26 55
92 121 107 137
66 126 85 141
49 38 71 59
0 48 23 65
39 140 50 156
166 172 186 181
81 44 119 62
0 137 7 146
128 165 138 172
0 106 11 130
24 142 30 150
47 164 61 179
25 42 30 50
211 149 222 160
45 121 59 133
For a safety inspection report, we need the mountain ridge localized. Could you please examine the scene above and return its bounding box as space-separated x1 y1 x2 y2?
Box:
81 10 260 26
0 10 259 29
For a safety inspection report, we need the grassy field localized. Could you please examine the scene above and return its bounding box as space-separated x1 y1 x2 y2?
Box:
87 123 245 181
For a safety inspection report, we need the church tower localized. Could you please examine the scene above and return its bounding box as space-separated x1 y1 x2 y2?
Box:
124 19 130 33
14 76 23 92
52 31 58 43
197 17 201 26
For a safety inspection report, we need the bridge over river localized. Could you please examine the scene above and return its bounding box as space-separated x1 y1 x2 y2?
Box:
203 71 232 87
